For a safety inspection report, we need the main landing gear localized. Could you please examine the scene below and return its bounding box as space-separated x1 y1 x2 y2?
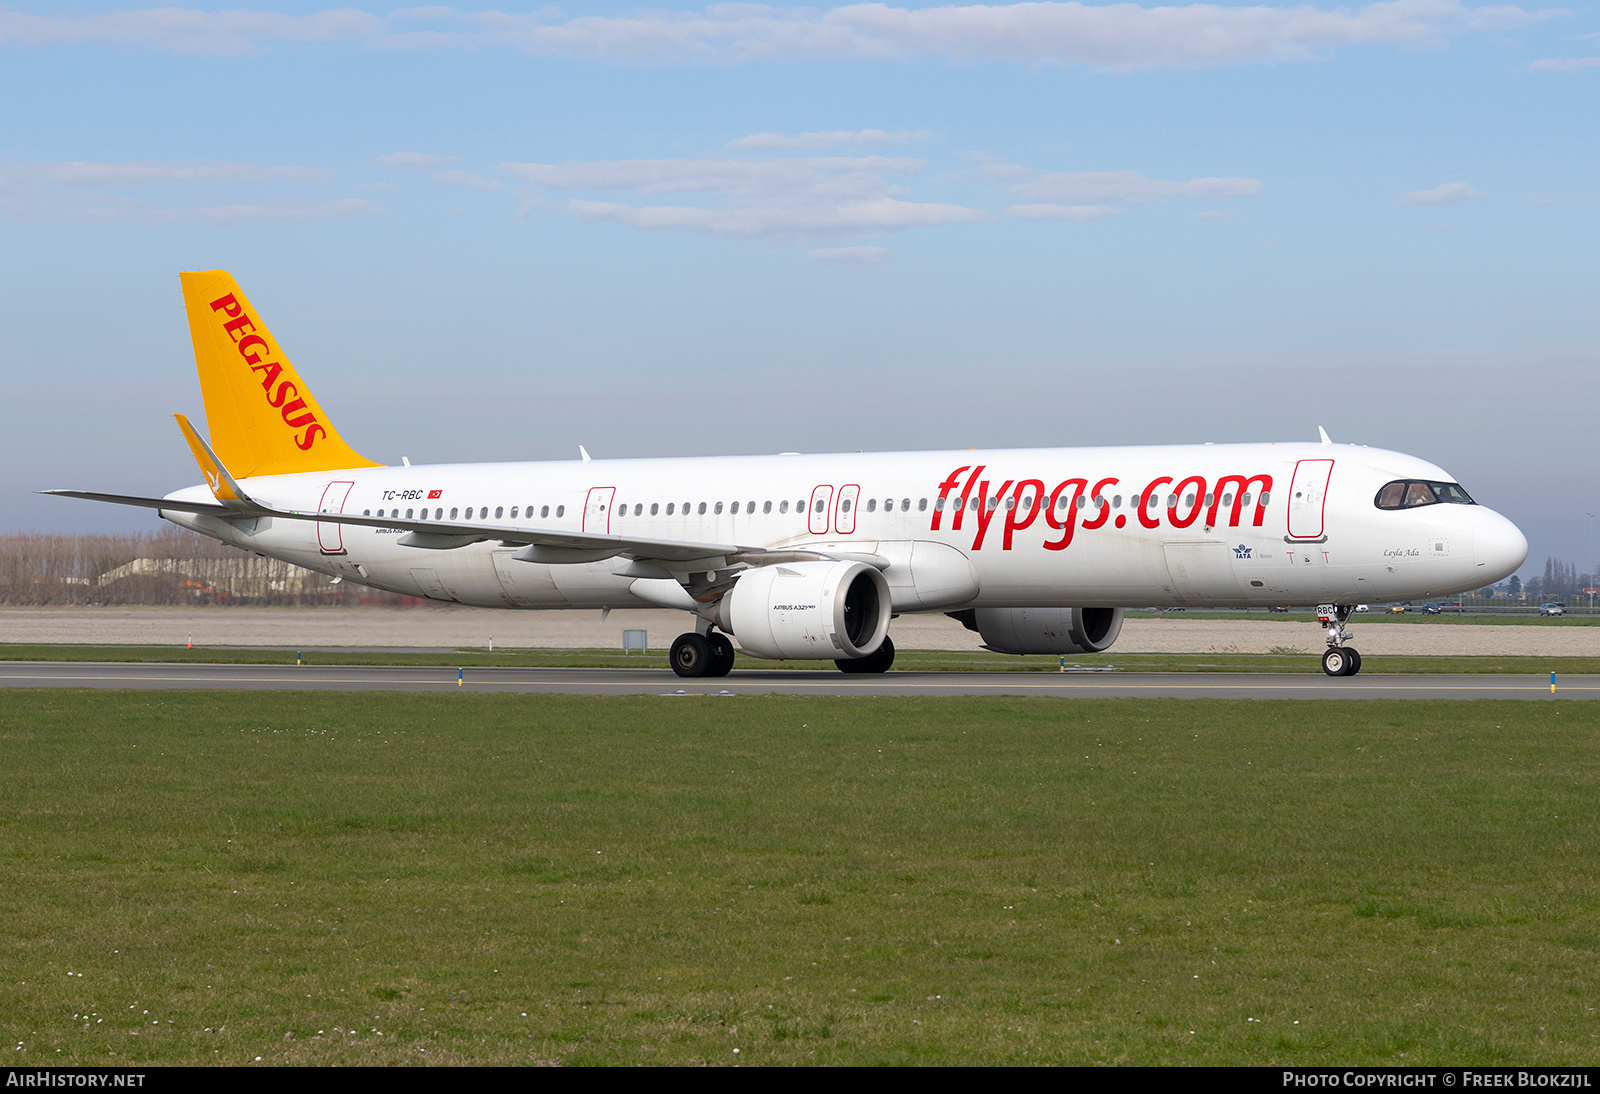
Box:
1318 604 1362 677
670 630 736 678
837 635 895 674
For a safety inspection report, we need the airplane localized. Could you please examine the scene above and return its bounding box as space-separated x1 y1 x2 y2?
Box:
43 270 1529 678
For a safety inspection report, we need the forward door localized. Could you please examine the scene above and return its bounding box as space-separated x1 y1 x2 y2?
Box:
1287 459 1334 540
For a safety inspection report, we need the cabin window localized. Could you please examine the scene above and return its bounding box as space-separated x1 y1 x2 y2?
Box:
1184 494 1195 507
648 503 657 515
867 498 877 512
1093 495 1105 508
763 501 772 514
1004 497 1015 510
556 505 565 517
1240 494 1251 508
405 508 414 519
509 506 518 519
666 503 675 515
716 502 725 515
699 502 708 515
746 500 754 512
1074 495 1085 509
449 507 458 520
730 501 739 515
779 500 788 514
1111 495 1122 508
936 498 946 511
841 499 852 512
1259 492 1270 506
633 503 641 516
1222 493 1233 507
917 498 927 511
1204 493 1213 508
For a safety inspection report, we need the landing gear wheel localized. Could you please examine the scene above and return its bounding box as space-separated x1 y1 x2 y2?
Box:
670 632 713 678
1345 648 1362 676
706 632 736 677
836 635 895 675
1321 647 1355 677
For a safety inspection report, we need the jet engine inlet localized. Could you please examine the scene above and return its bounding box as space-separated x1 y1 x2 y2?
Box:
957 606 1126 655
715 560 892 660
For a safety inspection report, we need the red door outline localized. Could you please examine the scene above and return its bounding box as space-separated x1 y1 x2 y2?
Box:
583 486 616 534
317 481 355 555
835 484 860 535
1287 459 1334 539
807 485 834 536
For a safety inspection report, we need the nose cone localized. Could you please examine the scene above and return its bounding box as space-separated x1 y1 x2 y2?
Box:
1473 510 1528 585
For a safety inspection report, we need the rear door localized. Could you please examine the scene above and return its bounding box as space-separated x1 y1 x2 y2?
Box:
317 480 355 555
1287 459 1334 540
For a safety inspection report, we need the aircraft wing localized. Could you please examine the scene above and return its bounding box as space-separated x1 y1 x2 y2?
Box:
40 487 751 566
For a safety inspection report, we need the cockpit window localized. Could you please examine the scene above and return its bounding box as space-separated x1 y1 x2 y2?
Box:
1375 480 1476 510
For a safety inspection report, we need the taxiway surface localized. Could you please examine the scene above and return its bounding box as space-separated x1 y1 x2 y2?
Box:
2 662 1593 699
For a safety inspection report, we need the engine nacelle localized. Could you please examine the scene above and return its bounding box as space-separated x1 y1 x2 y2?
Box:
957 606 1125 655
714 560 892 660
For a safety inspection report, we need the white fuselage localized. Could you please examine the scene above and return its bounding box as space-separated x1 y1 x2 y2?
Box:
160 441 1527 613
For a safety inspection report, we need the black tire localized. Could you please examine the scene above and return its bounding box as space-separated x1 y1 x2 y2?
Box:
671 632 713 678
1321 647 1353 677
1346 648 1362 676
836 635 895 675
706 633 736 677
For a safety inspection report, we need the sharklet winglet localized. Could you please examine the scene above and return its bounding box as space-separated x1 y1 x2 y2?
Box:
174 413 260 511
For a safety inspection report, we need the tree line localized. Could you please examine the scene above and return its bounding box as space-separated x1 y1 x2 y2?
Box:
0 529 412 606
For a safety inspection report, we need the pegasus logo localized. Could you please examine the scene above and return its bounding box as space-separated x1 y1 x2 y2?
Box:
208 292 327 452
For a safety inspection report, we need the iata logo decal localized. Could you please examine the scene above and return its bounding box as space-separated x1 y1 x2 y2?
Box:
1233 544 1253 559
931 463 1273 552
208 293 327 452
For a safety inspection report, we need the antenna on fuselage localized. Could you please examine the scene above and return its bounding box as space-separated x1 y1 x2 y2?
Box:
579 445 592 463
1317 426 1333 445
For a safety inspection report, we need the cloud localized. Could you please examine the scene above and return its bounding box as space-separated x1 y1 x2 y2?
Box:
505 155 986 242
1006 203 1119 220
808 245 889 265
178 198 378 222
40 160 333 186
995 167 1261 220
1530 55 1600 70
378 152 500 191
0 2 1561 70
1400 181 1481 205
1007 169 1263 203
375 152 450 168
0 159 360 223
729 129 931 150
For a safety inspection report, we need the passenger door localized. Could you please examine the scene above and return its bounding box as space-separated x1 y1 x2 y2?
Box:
835 484 860 535
1287 459 1334 540
807 485 834 536
583 486 616 534
317 481 355 555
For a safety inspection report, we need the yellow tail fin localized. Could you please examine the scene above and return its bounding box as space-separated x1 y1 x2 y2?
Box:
180 270 380 478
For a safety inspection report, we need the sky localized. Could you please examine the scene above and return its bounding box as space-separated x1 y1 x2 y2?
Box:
1 0 1597 579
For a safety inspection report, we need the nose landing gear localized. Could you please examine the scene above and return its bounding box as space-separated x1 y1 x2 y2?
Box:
1317 604 1362 676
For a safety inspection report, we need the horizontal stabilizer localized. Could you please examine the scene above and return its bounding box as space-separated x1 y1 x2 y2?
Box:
38 489 241 518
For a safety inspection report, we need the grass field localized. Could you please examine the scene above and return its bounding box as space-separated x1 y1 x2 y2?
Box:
3 691 1600 1066
4 643 1600 677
